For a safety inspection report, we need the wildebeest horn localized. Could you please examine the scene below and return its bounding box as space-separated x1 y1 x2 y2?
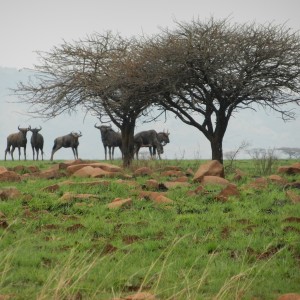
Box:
94 123 100 129
39 126 42 131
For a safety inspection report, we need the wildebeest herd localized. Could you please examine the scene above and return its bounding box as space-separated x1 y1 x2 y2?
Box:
4 125 170 161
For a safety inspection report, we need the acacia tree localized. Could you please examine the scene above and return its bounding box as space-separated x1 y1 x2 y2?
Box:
14 32 155 167
139 18 300 163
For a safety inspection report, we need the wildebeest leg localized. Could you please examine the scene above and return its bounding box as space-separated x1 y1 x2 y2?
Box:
24 146 27 161
36 148 39 161
108 146 112 160
10 146 16 161
135 145 141 160
152 146 156 156
50 146 61 161
104 146 107 160
72 147 78 160
4 146 10 161
148 146 153 157
32 146 35 160
112 147 115 160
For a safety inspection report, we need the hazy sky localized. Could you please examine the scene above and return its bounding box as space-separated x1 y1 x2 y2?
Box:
1 0 300 160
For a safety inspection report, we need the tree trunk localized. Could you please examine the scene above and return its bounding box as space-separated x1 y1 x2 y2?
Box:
121 120 136 168
210 136 224 164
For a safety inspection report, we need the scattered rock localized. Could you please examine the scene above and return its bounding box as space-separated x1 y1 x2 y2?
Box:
268 175 288 186
134 167 152 176
277 293 300 300
160 170 185 177
247 177 268 190
278 163 300 175
193 160 224 182
201 176 229 186
107 198 132 209
0 171 21 182
216 184 240 201
163 181 191 189
286 190 300 204
0 187 21 200
233 169 246 181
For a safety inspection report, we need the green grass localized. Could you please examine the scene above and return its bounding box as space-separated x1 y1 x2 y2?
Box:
0 159 299 299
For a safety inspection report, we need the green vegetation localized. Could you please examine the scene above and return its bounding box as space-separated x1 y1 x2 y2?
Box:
0 159 299 299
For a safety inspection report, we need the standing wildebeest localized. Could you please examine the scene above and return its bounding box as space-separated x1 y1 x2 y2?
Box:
94 124 122 160
151 131 170 156
29 126 44 161
50 131 82 161
134 130 164 160
5 125 31 161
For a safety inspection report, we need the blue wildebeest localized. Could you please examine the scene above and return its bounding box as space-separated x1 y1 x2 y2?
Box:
4 125 31 161
134 129 164 160
29 126 44 161
150 131 170 156
94 124 122 160
50 131 82 161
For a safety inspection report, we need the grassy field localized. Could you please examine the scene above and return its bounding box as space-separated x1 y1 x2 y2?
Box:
0 159 299 299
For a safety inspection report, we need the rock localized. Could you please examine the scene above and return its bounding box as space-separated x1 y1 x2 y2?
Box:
72 166 95 178
247 177 268 189
201 176 229 186
286 190 300 204
107 198 132 209
160 170 185 177
233 169 246 181
139 191 173 204
268 175 288 186
0 166 8 173
277 293 300 300
41 184 60 193
134 167 152 176
39 169 65 179
163 181 191 189
0 187 21 200
59 192 100 203
193 160 224 182
0 171 21 182
216 184 239 201
278 163 300 175
145 179 160 190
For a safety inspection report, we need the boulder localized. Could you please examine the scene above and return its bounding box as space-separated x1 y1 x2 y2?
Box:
201 176 229 186
268 175 288 186
278 163 300 175
134 167 152 176
0 171 21 182
193 160 224 182
216 184 239 201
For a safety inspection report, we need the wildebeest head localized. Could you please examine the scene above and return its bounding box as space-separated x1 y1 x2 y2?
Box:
18 125 31 137
159 130 170 146
29 126 42 135
71 131 82 138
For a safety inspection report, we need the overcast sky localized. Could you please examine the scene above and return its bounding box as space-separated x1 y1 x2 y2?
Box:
1 0 300 160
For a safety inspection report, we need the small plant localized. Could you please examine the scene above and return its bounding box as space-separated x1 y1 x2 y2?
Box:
224 141 250 174
247 148 279 175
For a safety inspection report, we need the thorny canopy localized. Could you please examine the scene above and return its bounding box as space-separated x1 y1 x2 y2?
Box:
137 18 300 162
